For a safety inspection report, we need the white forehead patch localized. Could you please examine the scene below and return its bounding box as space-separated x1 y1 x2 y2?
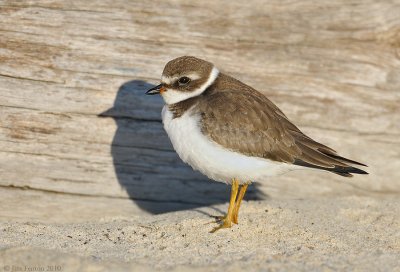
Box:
161 67 219 105
161 75 178 85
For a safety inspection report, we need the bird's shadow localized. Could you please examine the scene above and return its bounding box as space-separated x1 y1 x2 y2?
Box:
99 80 266 214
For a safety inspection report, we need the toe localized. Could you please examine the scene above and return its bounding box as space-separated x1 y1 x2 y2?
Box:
209 219 233 233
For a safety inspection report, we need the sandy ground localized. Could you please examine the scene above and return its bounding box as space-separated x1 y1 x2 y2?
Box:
1 196 399 272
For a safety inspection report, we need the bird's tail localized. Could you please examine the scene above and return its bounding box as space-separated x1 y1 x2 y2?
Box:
294 150 368 177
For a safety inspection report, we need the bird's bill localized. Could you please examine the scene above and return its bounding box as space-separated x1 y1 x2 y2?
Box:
146 84 166 95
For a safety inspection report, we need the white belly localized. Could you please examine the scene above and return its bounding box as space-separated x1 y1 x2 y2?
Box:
162 106 297 184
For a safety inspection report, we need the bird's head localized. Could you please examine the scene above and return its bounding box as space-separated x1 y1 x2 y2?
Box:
146 56 219 104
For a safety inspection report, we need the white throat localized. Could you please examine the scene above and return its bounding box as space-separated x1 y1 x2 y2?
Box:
161 67 219 105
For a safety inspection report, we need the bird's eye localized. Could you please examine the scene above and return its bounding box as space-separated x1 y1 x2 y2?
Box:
178 76 191 85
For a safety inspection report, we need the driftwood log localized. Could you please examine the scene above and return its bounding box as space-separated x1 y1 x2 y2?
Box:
0 0 399 222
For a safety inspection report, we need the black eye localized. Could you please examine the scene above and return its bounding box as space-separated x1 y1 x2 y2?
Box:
178 76 191 85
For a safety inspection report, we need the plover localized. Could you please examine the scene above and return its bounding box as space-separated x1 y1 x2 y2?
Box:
146 56 368 232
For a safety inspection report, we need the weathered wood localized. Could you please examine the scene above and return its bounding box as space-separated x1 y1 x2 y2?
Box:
0 0 399 221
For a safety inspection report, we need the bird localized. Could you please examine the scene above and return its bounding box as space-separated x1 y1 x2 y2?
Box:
146 56 368 233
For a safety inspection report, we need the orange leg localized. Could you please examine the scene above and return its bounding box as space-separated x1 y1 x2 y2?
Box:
210 178 239 233
232 183 249 224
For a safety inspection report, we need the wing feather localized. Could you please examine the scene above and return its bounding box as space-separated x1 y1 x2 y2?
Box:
196 88 367 176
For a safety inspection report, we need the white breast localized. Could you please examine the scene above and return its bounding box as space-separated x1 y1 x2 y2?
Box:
162 106 297 184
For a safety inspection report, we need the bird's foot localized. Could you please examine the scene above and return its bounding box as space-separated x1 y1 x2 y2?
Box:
209 216 233 233
208 179 249 233
210 213 238 224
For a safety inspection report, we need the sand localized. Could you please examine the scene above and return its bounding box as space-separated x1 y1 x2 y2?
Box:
1 196 399 272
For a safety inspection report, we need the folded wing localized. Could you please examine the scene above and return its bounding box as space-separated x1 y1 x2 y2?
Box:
198 89 367 177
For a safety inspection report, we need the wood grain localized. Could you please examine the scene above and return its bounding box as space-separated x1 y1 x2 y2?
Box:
0 0 399 221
